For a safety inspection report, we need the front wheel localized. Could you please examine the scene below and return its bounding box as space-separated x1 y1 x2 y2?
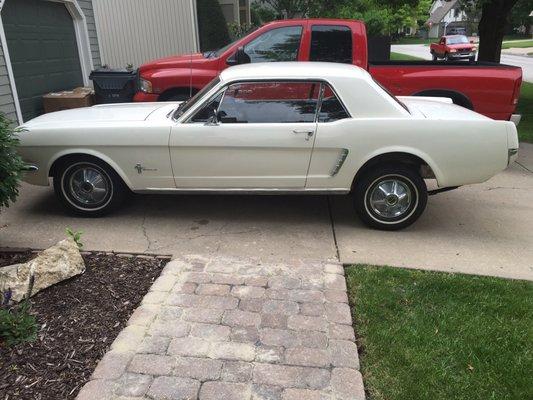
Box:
53 157 126 217
353 165 428 230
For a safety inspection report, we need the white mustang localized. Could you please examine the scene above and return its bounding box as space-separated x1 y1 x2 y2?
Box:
17 62 519 230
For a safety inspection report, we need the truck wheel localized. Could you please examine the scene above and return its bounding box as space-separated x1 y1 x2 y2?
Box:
353 165 427 231
53 157 127 217
444 53 450 61
432 53 438 61
469 56 475 62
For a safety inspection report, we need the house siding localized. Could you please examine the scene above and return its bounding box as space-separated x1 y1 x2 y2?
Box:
0 0 100 124
92 0 199 68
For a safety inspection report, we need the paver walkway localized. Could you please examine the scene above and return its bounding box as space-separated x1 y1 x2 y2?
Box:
77 255 365 400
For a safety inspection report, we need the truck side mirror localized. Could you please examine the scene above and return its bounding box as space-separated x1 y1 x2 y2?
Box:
227 47 251 66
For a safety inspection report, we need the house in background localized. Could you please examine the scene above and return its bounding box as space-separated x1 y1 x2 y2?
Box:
0 0 101 125
219 0 251 26
427 0 470 38
0 0 252 125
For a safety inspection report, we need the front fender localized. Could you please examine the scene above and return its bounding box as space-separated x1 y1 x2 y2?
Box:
48 149 134 190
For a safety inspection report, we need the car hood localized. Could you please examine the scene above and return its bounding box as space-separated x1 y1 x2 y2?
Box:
21 103 176 128
447 43 475 50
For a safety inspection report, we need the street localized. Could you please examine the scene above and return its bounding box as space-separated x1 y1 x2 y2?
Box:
391 44 533 83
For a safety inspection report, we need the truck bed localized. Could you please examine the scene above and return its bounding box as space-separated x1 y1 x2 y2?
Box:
369 61 522 121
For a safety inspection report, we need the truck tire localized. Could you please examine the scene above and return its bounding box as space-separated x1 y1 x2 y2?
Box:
353 164 427 230
53 156 127 217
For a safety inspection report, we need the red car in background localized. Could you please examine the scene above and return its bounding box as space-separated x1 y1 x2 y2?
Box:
430 35 477 62
135 19 522 122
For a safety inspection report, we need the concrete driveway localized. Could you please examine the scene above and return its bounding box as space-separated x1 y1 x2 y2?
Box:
1 144 532 281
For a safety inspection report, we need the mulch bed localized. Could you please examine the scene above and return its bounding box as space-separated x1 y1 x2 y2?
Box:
0 251 169 400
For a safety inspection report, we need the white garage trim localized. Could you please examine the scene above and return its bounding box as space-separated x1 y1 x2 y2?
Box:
0 0 93 124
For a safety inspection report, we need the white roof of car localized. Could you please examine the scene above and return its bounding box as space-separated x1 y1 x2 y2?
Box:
220 62 371 82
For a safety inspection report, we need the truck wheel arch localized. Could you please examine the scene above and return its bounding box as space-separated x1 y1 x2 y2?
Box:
413 89 474 110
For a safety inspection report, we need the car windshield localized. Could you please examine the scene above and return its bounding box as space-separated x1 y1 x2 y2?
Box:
447 36 469 45
204 27 260 58
172 77 221 119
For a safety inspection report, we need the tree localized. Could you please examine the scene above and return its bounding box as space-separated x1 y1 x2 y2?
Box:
0 114 24 210
456 0 520 62
196 0 231 51
508 0 532 36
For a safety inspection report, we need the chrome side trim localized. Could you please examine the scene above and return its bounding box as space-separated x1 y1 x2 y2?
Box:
510 114 521 126
134 188 351 195
330 149 349 176
21 165 39 172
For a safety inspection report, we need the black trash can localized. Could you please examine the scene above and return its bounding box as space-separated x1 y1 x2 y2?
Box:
89 69 137 104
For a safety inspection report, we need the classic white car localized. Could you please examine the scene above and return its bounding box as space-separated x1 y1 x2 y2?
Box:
17 62 519 230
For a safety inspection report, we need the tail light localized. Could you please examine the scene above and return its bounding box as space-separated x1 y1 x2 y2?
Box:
512 76 522 106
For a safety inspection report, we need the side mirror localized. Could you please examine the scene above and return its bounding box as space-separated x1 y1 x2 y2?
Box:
227 47 251 66
204 108 219 126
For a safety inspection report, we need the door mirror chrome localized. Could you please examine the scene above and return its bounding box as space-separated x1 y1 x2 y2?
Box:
227 47 251 66
204 113 219 126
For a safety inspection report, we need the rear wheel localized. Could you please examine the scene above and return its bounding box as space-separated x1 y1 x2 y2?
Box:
431 51 438 61
53 157 126 217
353 165 427 230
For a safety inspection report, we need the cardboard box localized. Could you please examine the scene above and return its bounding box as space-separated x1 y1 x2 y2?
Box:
43 87 95 113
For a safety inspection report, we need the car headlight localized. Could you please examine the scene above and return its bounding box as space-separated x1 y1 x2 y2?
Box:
450 49 457 53
139 78 153 93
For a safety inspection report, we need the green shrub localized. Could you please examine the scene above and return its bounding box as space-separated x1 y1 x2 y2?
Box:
0 113 24 209
0 301 38 347
197 0 231 51
0 280 38 347
66 227 84 248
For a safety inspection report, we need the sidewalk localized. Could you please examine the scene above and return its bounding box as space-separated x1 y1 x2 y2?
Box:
77 255 364 400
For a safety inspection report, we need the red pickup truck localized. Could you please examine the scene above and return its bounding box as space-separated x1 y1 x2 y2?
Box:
430 35 477 62
135 19 522 122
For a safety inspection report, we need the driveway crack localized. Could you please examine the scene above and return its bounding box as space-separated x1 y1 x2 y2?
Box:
516 161 533 174
141 212 154 253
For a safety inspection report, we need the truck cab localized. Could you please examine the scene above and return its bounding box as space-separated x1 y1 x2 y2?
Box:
135 19 367 102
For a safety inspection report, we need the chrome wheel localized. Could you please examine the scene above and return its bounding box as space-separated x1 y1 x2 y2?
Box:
368 178 413 219
61 162 113 210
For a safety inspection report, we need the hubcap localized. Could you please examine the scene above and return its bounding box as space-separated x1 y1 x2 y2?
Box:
68 166 109 206
369 179 412 219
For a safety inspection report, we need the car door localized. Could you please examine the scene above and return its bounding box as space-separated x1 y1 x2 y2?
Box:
169 80 320 188
438 37 446 56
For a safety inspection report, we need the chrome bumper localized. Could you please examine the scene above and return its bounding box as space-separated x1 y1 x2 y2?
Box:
510 114 521 126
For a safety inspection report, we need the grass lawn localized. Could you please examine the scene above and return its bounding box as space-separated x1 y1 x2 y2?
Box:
502 39 533 49
345 265 533 400
517 81 533 143
390 52 424 61
394 37 434 45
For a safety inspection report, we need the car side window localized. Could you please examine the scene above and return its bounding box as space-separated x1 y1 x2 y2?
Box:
190 92 224 122
310 25 352 64
244 26 302 63
217 81 320 123
318 84 349 123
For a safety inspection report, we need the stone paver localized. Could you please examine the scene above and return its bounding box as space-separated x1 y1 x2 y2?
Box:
76 256 364 400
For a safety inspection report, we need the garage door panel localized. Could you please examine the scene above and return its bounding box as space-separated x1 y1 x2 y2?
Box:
3 0 84 121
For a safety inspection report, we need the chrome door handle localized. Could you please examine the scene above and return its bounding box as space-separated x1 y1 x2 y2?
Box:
292 129 314 141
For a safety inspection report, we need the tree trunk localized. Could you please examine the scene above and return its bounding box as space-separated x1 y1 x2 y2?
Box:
477 0 518 63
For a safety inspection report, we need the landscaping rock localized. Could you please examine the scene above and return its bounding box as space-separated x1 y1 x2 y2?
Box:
0 238 85 302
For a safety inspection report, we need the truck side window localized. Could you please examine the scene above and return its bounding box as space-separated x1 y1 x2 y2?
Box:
310 25 352 64
244 26 302 63
318 84 349 122
217 81 320 123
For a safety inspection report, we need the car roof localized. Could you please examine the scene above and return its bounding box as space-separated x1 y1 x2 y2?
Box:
219 62 371 82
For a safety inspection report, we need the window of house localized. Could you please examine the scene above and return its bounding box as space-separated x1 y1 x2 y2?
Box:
310 25 352 64
244 26 303 63
217 81 320 123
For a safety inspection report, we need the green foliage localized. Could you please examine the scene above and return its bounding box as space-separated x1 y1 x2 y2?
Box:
251 2 277 25
0 113 24 210
0 301 38 347
0 278 38 348
345 265 533 400
66 227 84 248
196 0 231 51
517 81 533 143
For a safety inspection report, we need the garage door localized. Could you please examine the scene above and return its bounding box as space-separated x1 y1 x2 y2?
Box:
2 0 84 121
